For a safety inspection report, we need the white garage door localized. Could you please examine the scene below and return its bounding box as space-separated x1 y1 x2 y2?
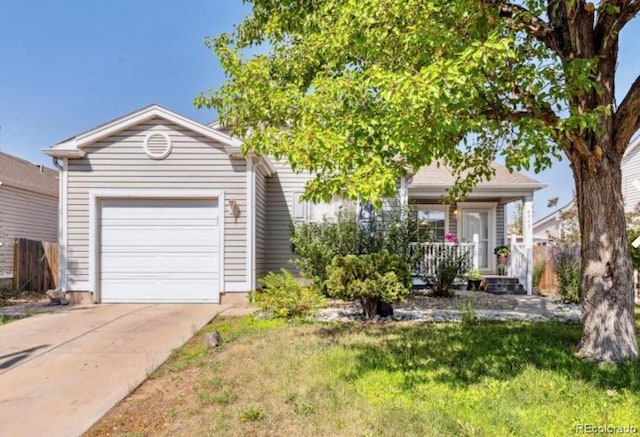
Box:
100 198 220 303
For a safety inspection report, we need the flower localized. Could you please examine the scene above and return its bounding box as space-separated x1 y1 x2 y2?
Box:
445 232 457 243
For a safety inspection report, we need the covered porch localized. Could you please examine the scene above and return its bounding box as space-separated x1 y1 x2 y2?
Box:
401 162 545 294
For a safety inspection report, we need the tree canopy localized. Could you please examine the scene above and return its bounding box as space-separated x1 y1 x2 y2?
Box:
198 0 640 363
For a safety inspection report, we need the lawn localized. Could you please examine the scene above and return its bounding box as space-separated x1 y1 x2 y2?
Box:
86 316 640 436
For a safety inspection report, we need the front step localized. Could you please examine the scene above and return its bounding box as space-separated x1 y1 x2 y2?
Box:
483 276 527 295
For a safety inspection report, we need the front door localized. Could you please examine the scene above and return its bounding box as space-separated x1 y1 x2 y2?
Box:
461 210 490 271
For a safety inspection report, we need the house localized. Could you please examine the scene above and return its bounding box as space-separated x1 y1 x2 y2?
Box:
532 199 576 245
622 135 640 213
0 153 58 281
44 105 544 304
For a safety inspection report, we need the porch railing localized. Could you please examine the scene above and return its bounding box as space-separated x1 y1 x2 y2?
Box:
509 235 529 294
410 241 478 279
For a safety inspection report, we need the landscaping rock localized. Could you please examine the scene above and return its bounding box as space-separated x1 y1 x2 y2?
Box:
203 331 222 348
46 287 64 305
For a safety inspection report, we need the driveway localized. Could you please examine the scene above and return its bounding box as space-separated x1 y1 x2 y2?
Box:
0 303 231 437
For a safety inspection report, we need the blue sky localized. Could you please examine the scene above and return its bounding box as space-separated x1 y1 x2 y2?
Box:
1 1 639 221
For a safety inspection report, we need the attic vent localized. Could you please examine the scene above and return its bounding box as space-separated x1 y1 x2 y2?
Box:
143 132 172 160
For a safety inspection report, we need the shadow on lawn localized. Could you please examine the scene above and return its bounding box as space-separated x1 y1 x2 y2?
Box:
316 322 640 391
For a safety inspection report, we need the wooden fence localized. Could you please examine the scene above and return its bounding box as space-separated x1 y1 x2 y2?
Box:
13 238 59 293
533 246 558 294
533 245 640 298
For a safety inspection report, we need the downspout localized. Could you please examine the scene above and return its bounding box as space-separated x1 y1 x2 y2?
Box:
51 158 64 292
51 157 63 171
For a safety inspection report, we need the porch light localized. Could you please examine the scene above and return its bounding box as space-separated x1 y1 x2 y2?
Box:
453 208 458 217
228 199 241 217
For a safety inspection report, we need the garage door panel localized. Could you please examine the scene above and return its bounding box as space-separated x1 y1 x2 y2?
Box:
99 198 221 303
101 229 219 247
101 199 219 218
101 279 219 303
101 253 220 273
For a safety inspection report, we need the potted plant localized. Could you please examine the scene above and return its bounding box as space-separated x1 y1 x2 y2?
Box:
494 245 511 275
466 268 483 291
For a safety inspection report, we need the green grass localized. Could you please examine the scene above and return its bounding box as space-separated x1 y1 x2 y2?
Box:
91 315 640 436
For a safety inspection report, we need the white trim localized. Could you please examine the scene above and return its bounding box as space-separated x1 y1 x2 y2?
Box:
44 105 243 157
42 148 86 159
456 202 497 273
88 188 225 303
61 158 68 291
409 187 544 199
247 157 256 290
224 282 250 292
399 176 408 206
143 131 172 160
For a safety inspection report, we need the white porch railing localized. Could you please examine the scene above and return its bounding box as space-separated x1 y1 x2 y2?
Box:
509 235 529 294
410 241 478 279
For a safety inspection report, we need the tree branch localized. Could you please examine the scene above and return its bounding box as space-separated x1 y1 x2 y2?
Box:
595 0 640 55
615 73 640 153
483 0 562 55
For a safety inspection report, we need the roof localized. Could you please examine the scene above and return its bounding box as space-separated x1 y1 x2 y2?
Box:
0 152 58 197
408 161 545 190
533 199 575 228
43 104 244 159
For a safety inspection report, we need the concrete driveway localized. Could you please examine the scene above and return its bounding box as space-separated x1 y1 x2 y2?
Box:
0 303 230 437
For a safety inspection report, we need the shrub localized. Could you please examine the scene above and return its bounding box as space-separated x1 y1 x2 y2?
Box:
551 244 581 304
249 269 327 318
532 258 546 289
290 205 426 291
326 251 411 320
0 282 18 306
430 248 471 297
458 297 478 325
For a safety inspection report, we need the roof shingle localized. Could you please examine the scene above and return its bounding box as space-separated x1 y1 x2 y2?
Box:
0 153 58 197
409 161 543 187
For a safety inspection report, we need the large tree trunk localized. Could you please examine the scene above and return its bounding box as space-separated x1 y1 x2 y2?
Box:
572 152 638 364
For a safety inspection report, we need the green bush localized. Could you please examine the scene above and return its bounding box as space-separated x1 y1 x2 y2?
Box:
249 269 327 318
290 206 426 291
431 249 471 297
551 244 581 304
326 251 411 319
532 258 546 289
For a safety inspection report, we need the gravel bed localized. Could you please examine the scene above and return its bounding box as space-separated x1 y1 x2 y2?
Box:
313 290 582 323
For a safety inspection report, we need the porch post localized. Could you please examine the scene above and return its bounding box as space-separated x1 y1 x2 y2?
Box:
523 194 534 295
399 176 408 207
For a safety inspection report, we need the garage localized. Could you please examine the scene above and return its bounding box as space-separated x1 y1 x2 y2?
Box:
99 198 221 303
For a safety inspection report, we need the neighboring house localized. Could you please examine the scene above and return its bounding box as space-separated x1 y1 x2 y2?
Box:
532 199 576 245
622 135 640 213
0 153 58 280
44 105 545 304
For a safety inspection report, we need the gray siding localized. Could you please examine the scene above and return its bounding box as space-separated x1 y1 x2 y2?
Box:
265 159 313 273
255 168 267 280
623 146 640 213
65 117 247 290
0 186 58 277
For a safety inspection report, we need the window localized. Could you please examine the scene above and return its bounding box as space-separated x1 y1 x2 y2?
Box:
292 193 343 223
416 208 447 241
